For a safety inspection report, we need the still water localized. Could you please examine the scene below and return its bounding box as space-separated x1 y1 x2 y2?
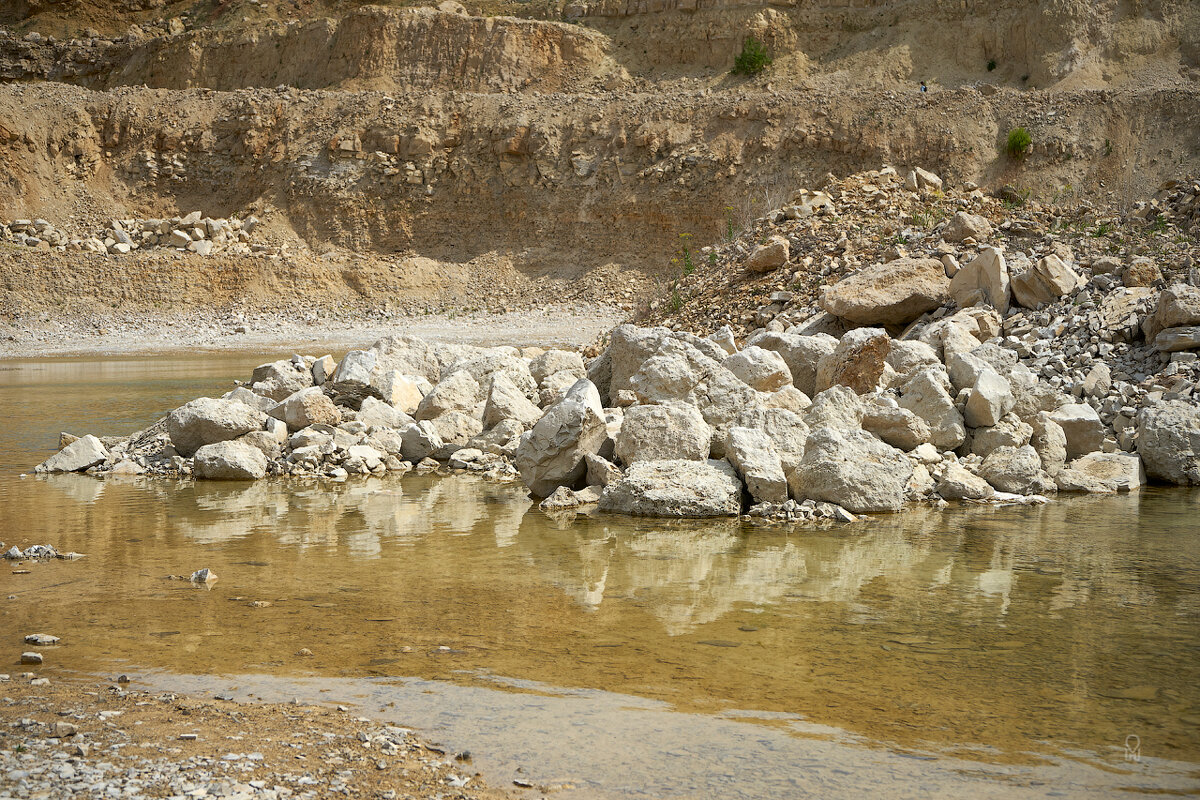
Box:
1 355 1199 797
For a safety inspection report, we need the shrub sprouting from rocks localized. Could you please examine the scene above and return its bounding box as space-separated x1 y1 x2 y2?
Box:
1006 127 1032 160
733 36 772 76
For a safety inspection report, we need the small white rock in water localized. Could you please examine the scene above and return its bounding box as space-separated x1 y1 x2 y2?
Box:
190 568 218 584
20 652 43 665
3 546 21 559
24 634 59 646
30 677 50 686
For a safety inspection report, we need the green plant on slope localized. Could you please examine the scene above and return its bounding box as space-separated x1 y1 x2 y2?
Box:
733 36 772 76
1006 127 1032 160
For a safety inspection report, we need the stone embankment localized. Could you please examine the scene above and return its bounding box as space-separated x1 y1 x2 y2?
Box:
33 167 1200 522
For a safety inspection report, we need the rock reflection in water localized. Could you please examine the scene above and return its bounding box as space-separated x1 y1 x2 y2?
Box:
2 472 1198 771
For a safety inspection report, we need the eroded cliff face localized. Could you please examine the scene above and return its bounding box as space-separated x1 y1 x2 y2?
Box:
0 0 1198 312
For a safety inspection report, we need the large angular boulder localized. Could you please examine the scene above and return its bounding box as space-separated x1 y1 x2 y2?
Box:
327 349 379 407
1048 403 1106 460
193 440 268 480
862 402 931 451
1137 401 1200 484
372 371 426 415
898 367 966 450
415 370 480 421
267 387 342 433
356 396 413 430
1154 327 1200 352
815 327 891 395
614 402 711 465
722 346 792 392
787 427 914 513
744 235 789 272
724 427 788 505
968 414 1032 456
1144 283 1200 342
943 211 993 243
1010 255 1081 309
167 398 268 457
820 257 951 325
734 407 810 466
36 434 108 473
515 379 607 497
441 351 538 404
530 350 585 386
598 459 742 517
746 331 837 396
482 372 543 430
964 369 1015 428
979 445 1050 495
950 247 1010 314
1029 413 1068 476
936 463 994 500
1057 452 1146 493
399 421 444 462
249 359 314 401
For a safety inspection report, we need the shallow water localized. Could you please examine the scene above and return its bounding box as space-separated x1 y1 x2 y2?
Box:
1 355 1199 797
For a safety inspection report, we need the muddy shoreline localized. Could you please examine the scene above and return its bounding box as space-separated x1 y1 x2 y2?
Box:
0 305 626 360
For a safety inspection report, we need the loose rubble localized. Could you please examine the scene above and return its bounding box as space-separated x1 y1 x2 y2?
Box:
1 212 262 256
0 679 507 800
30 166 1200 525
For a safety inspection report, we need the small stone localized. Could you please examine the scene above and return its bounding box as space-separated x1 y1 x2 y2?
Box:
20 652 43 665
190 568 218 584
51 722 78 738
24 633 59 646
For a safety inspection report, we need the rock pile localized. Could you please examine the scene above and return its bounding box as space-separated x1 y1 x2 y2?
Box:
31 165 1200 523
2 211 259 256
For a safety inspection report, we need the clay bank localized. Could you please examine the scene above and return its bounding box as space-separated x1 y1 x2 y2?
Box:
34 269 1200 523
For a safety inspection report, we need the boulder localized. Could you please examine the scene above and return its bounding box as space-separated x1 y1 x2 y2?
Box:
787 427 914 513
224 386 275 413
239 430 282 458
415 370 480 421
804 385 864 430
585 453 622 487
193 440 268 480
886 340 941 384
724 426 788 504
1048 403 1106 460
1137 401 1200 484
950 247 1010 314
311 355 337 385
1057 453 1146 493
267 387 342 433
898 367 966 450
765 386 812 414
1144 283 1200 343
346 444 384 471
745 331 837 396
936 463 994 500
369 335 443 385
327 349 379 407
539 370 582 407
427 410 483 446
964 369 1015 428
249 359 313 401
968 414 1032 456
1029 412 1068 476
722 346 792 392
598 459 743 517
1010 254 1081 309
734 407 810 465
483 371 543 430
820 257 950 325
399 421 444 462
943 211 993 243
166 398 268 457
356 396 413 430
515 379 607 497
372 371 425 414
862 403 931 451
36 434 108 473
1154 327 1200 352
441 351 538 405
614 402 711 465
744 235 789 272
815 327 891 394
1123 257 1162 288
979 445 1050 495
530 350 585 385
